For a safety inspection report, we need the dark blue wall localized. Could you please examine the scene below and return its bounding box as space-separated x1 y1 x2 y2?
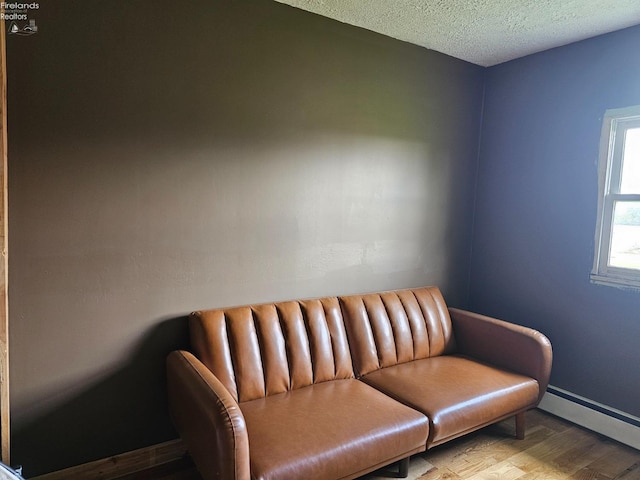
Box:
470 25 640 416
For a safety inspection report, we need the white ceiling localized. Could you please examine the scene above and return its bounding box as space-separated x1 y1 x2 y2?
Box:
274 0 640 66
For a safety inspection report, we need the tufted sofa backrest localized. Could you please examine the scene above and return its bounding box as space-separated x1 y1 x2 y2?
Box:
189 287 455 402
190 297 354 403
339 287 456 376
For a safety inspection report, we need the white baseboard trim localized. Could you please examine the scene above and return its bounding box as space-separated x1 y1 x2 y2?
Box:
538 385 640 451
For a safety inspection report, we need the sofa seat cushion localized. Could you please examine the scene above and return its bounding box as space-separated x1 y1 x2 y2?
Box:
360 355 539 447
239 379 429 480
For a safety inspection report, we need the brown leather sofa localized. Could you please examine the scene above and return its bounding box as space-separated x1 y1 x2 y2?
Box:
167 286 552 480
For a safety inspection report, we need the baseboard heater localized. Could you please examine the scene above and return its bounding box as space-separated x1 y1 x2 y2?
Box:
538 385 640 450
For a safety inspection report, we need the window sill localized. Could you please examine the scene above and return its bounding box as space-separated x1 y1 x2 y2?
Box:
590 272 640 291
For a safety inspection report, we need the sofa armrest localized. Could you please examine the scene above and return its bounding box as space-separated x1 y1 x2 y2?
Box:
167 350 250 480
448 308 552 404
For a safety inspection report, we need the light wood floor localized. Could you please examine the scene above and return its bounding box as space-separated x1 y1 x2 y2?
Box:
116 409 640 480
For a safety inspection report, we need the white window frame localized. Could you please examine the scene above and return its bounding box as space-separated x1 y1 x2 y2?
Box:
591 105 640 290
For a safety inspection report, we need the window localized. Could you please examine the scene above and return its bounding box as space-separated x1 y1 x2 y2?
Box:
592 105 640 289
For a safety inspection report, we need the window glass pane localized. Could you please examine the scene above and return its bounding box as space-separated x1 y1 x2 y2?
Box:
620 127 640 193
609 201 640 269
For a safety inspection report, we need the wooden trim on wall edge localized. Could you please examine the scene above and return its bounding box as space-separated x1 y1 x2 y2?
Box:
29 439 188 480
0 10 10 465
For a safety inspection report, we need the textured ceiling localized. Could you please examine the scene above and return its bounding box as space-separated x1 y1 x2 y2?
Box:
274 0 640 66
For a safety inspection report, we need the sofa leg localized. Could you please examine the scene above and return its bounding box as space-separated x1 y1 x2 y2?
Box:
515 411 526 440
398 457 410 478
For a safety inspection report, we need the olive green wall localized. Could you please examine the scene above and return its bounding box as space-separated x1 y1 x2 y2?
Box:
7 1 484 475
